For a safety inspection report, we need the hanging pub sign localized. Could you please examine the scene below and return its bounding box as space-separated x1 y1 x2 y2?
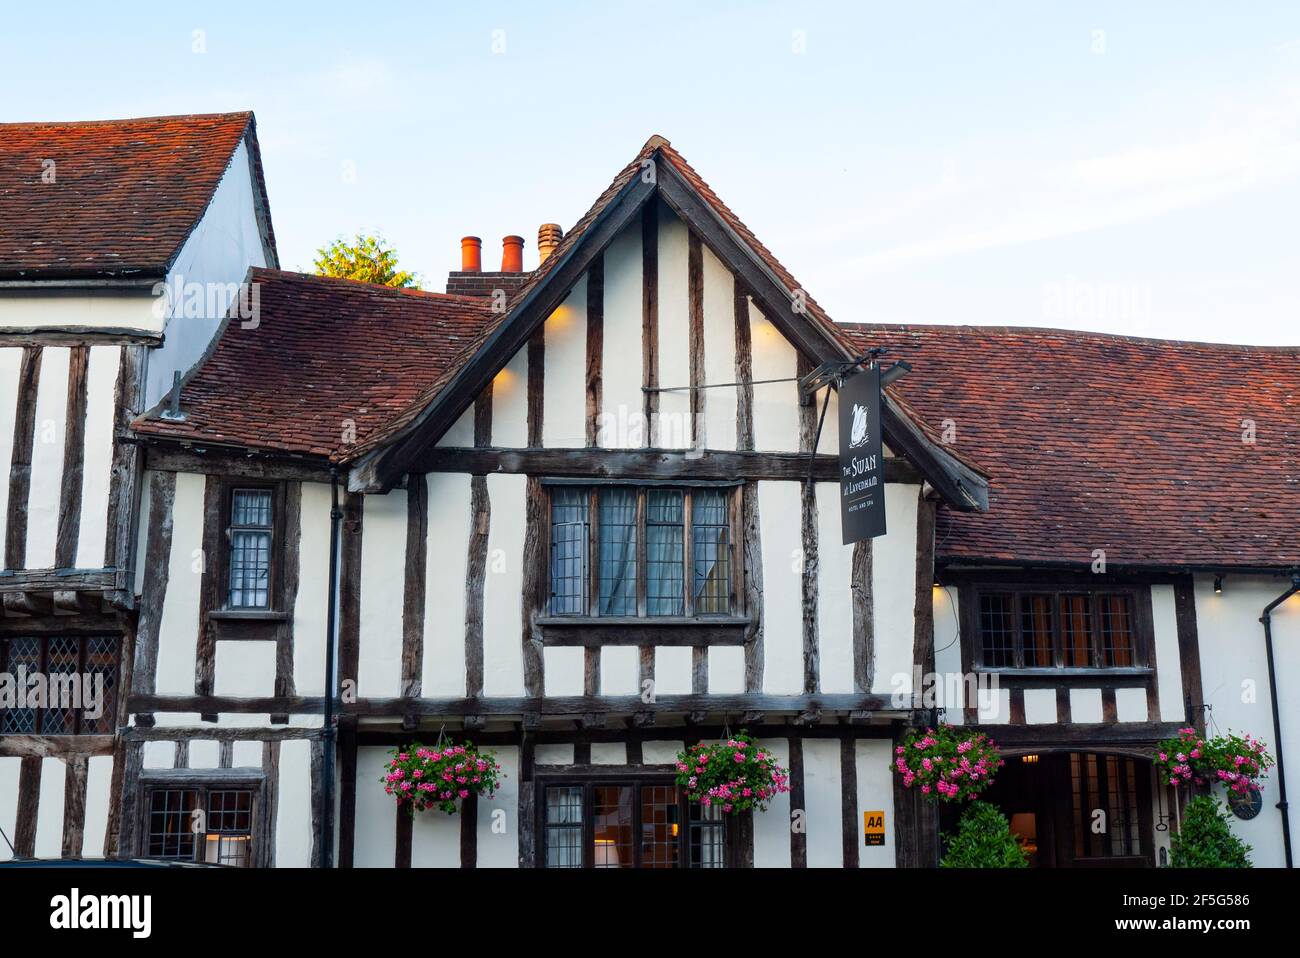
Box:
838 366 886 544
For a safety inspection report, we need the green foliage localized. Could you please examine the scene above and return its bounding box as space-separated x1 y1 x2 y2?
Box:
940 800 1029 868
313 233 418 288
1169 797 1253 868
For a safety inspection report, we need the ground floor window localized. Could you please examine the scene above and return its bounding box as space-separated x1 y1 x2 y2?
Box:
1071 752 1143 858
143 784 257 867
540 778 729 868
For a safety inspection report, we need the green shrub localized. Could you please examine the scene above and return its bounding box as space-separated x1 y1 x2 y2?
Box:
1169 796 1253 868
940 800 1029 868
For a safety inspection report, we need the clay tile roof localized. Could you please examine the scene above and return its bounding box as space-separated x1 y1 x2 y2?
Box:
0 111 273 281
132 269 492 459
843 323 1300 570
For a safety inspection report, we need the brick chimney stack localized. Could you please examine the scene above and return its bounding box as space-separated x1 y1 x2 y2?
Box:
538 223 563 263
501 235 525 273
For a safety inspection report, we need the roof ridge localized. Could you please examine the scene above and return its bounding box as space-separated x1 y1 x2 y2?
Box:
843 321 1300 352
251 267 495 305
0 111 254 129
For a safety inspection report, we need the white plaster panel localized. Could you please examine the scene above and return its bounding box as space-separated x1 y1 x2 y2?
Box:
275 738 314 868
34 757 66 858
655 203 691 449
655 646 692 695
700 245 737 451
708 646 745 694
25 345 69 569
543 646 584 697
871 485 920 696
476 746 519 867
597 222 643 448
590 743 626 765
541 276 587 448
73 345 120 568
0 758 18 862
1069 688 1104 724
816 483 855 693
412 801 460 867
214 640 277 698
0 348 21 558
803 738 843 867
154 471 205 695
482 474 526 696
292 482 332 697
535 744 574 766
358 490 407 699
82 754 114 857
1150 584 1186 722
642 740 685 765
1023 688 1057 724
1116 687 1149 723
758 481 803 694
353 747 396 867
748 300 801 452
752 739 792 868
423 472 471 696
600 645 640 696
491 345 529 449
857 739 897 867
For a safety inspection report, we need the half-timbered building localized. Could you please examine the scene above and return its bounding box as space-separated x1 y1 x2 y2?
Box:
0 112 276 862
3 120 1296 869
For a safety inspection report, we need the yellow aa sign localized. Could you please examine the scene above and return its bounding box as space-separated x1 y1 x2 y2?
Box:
863 810 885 846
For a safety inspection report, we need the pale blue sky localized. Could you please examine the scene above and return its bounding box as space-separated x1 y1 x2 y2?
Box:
5 1 1299 344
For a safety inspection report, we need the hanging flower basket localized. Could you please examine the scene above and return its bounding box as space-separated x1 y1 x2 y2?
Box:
381 742 503 815
674 732 790 814
893 725 1004 802
1154 728 1273 796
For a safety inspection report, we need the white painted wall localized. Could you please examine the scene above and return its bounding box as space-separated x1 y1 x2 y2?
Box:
872 484 921 697
758 481 803 694
214 641 277 697
541 277 587 448
1195 573 1300 867
72 344 120 569
0 758 17 863
816 483 855 693
748 300 801 452
24 345 69 568
423 473 471 696
82 754 114 858
34 757 66 858
482 474 526 696
802 739 844 867
358 490 407 699
655 646 692 695
598 222 642 448
353 746 397 867
293 481 333 697
475 745 519 867
145 140 270 408
700 245 737 451
0 348 21 559
655 202 691 449
275 738 314 867
153 472 205 696
752 738 793 867
1150 584 1186 721
0 290 160 333
412 803 460 867
491 347 529 449
856 739 897 867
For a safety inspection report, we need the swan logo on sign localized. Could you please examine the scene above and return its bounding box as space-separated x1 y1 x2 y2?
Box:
849 403 870 448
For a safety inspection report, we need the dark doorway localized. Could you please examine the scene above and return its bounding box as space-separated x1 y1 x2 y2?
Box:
950 752 1155 867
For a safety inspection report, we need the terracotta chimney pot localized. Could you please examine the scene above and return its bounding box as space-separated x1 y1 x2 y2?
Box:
460 236 482 272
538 223 564 263
502 235 525 273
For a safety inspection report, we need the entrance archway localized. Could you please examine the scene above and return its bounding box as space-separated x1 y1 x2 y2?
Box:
950 750 1158 867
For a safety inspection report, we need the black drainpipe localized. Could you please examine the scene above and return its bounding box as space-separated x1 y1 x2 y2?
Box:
320 467 343 868
1261 571 1300 869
